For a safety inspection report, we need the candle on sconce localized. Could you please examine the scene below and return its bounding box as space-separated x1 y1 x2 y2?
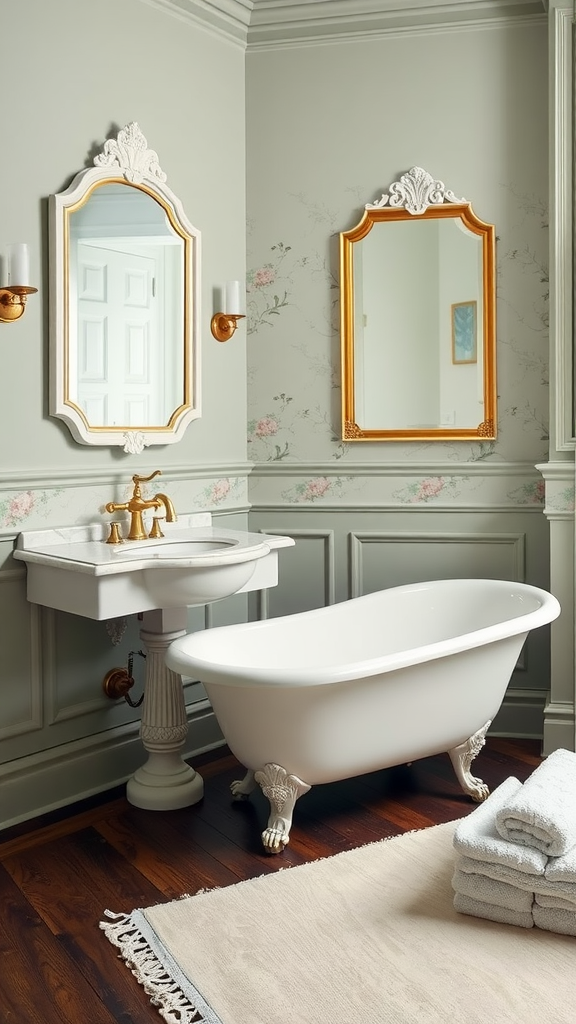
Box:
226 280 241 315
8 243 30 287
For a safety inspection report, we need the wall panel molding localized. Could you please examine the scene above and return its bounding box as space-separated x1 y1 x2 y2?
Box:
0 570 42 739
258 527 335 617
348 530 526 597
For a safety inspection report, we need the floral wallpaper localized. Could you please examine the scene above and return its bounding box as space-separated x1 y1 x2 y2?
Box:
246 181 550 509
0 475 249 534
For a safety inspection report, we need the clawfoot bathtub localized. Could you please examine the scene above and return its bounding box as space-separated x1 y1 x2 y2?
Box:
166 579 560 854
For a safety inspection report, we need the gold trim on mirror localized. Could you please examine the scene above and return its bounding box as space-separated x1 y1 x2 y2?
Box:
49 123 201 453
340 170 496 443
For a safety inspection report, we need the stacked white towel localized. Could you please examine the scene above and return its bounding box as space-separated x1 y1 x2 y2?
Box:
452 748 576 935
494 748 576 856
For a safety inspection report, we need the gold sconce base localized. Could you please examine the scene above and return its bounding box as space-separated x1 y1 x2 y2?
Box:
211 312 246 342
0 285 38 323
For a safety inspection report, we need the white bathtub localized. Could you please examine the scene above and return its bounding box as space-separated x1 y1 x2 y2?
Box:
166 578 560 853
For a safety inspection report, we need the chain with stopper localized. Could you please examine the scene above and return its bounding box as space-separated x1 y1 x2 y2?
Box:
102 650 147 707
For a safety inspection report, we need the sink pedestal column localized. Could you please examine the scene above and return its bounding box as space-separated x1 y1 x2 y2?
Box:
126 608 203 810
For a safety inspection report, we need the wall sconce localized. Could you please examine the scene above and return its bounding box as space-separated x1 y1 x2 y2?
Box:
210 280 246 342
0 244 37 323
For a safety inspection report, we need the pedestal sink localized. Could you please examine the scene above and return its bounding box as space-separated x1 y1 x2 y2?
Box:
14 514 295 810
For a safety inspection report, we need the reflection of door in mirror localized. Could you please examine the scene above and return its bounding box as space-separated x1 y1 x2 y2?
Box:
340 167 496 443
68 183 185 429
50 122 201 452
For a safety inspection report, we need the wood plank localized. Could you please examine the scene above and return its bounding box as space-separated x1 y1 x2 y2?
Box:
96 807 242 898
0 864 117 1024
0 798 128 859
2 828 169 1023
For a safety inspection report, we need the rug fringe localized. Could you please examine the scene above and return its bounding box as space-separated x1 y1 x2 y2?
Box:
100 910 217 1024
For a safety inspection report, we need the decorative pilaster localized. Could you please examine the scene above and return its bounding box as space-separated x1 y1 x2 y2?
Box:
536 461 575 753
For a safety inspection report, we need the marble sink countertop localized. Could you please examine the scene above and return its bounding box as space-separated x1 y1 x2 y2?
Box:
14 514 295 576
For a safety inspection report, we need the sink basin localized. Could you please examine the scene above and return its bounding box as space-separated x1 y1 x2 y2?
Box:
146 540 235 555
112 538 238 557
14 514 295 619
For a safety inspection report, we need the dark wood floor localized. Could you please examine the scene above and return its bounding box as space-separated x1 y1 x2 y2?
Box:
0 737 542 1023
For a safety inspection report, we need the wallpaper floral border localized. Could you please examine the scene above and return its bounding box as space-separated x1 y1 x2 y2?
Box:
0 475 249 535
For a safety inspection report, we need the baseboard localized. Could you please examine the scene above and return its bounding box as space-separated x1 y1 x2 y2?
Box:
489 688 547 742
542 696 575 754
0 701 225 832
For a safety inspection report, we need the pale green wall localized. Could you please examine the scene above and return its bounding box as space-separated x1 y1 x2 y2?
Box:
245 22 548 472
1 0 247 479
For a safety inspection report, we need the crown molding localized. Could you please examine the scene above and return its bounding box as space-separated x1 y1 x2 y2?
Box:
247 0 547 48
136 0 546 48
137 0 253 46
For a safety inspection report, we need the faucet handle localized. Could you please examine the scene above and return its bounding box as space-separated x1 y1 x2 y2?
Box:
106 522 124 545
133 470 162 486
149 517 165 539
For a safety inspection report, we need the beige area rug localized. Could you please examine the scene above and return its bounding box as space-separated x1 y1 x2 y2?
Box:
101 821 575 1024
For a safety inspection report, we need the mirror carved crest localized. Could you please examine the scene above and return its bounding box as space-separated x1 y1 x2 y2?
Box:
340 167 496 442
49 122 201 453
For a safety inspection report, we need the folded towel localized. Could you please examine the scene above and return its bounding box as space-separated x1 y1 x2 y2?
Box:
453 892 533 928
495 748 576 857
453 777 548 874
458 853 576 906
532 904 576 937
452 865 533 913
534 893 576 912
457 854 537 891
545 845 576 884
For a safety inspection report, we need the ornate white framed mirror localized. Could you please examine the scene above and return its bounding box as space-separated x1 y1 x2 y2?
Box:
49 122 201 454
340 167 496 442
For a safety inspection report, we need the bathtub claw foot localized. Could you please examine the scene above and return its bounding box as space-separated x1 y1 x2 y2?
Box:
262 824 290 853
448 720 491 803
231 770 256 801
255 763 311 855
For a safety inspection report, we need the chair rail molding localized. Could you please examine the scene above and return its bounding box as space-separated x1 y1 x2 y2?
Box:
0 462 255 493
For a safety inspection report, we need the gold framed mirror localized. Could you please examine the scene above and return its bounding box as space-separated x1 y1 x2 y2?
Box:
340 167 496 442
49 123 201 454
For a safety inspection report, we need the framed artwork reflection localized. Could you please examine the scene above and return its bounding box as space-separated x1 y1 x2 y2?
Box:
451 300 477 364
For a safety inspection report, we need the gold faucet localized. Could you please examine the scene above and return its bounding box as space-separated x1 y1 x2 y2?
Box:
105 471 177 542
